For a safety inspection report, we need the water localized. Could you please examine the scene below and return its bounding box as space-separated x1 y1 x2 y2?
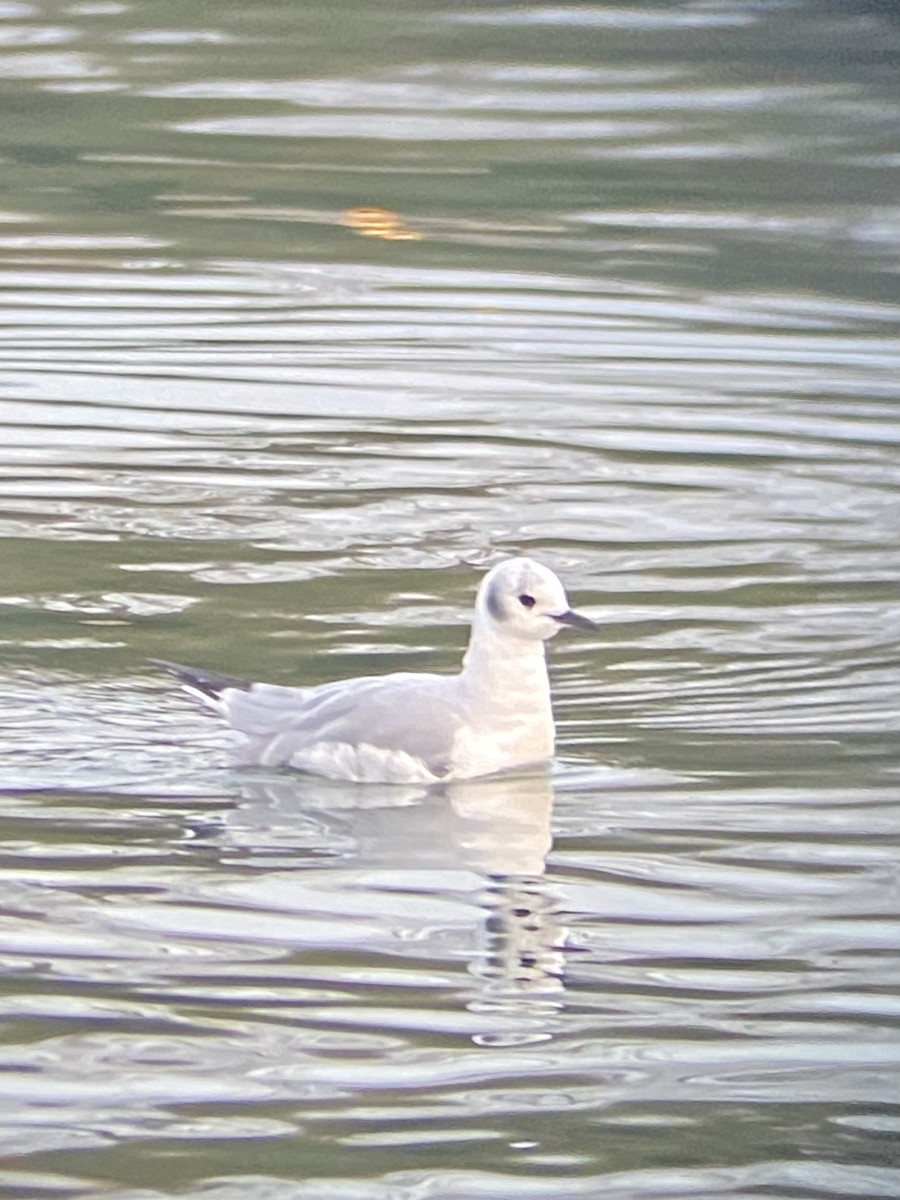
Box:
0 0 899 1196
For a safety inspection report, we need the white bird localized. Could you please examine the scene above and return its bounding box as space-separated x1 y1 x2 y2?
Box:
153 557 595 785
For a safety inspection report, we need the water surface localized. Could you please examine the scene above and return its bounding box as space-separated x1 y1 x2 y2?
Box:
0 0 899 1197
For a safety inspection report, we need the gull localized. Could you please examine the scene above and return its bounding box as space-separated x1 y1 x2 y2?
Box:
153 557 596 784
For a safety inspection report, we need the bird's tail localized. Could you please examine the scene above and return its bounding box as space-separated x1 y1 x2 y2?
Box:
150 658 251 711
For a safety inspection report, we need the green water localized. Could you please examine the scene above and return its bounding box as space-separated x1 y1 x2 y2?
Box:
0 1 898 1197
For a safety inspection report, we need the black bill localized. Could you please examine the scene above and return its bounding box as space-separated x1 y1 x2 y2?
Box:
553 608 598 631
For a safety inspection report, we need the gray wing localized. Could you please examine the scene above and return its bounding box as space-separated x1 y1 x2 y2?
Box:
219 672 465 776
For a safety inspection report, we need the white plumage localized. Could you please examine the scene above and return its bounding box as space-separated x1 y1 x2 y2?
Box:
154 557 595 784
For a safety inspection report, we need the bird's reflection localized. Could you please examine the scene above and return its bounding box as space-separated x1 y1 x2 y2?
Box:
216 767 567 1043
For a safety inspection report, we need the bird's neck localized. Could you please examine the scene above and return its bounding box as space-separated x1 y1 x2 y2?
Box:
459 627 551 717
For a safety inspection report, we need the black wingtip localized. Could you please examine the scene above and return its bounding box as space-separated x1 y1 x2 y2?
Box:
149 658 251 700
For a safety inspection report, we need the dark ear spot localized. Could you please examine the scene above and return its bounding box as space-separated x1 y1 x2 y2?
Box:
486 581 507 621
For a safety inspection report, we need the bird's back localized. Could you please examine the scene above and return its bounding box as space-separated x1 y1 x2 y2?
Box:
218 671 466 782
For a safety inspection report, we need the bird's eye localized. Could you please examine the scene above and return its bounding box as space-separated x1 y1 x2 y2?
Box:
518 594 536 609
